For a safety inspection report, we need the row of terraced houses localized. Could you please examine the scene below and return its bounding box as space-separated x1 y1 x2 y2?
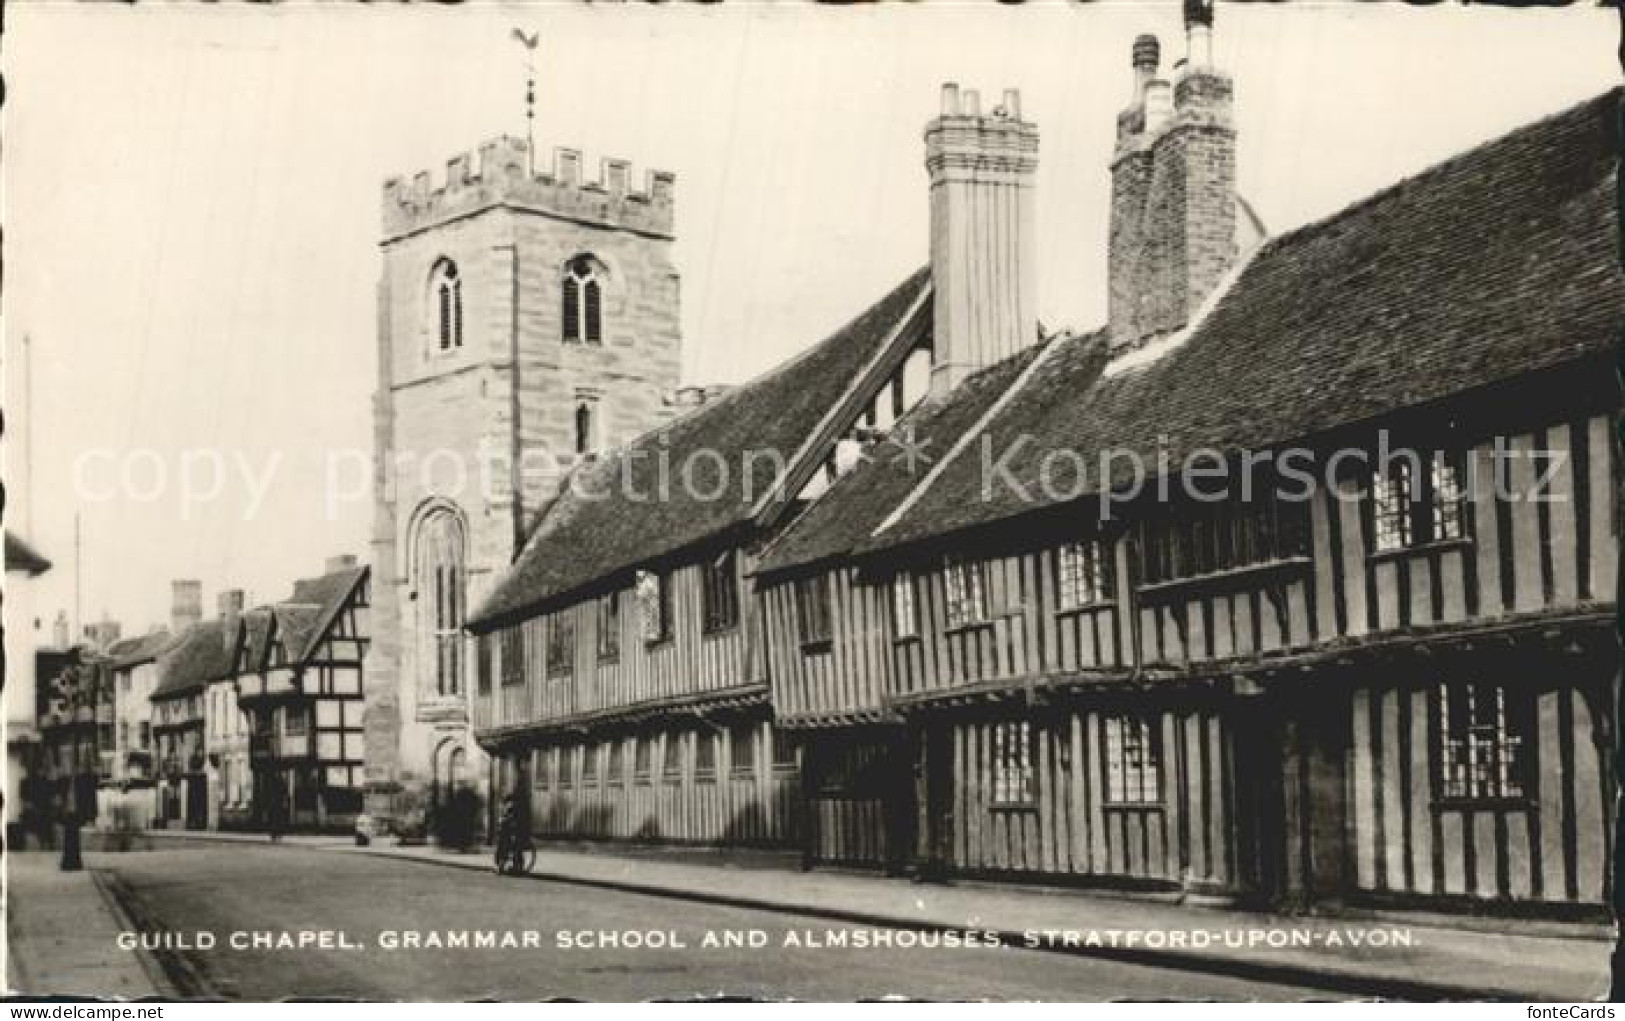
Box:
360 2 1620 926
15 559 370 841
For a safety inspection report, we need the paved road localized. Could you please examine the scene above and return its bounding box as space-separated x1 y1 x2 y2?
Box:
94 844 1329 1001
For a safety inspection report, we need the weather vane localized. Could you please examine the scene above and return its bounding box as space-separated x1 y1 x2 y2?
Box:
512 26 540 175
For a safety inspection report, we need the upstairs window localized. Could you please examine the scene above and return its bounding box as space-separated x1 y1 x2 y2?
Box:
596 591 621 662
1438 680 1528 803
1372 451 1467 553
430 259 464 351
546 614 575 677
890 573 918 640
1103 715 1161 805
1140 493 1310 585
943 557 988 629
499 626 525 688
637 570 672 645
795 574 832 648
990 721 1035 808
562 255 603 344
702 551 740 635
1058 539 1114 609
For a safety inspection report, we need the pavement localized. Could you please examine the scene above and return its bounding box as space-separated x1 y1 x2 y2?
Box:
5 852 168 999
125 828 1613 1001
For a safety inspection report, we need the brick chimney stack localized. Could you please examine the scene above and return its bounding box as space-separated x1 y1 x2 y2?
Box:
171 579 203 635
925 82 1039 399
217 589 244 651
1107 0 1237 355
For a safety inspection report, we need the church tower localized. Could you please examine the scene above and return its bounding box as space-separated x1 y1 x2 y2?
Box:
365 136 682 825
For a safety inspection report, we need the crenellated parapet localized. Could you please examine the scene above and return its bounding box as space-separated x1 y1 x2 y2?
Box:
382 136 676 241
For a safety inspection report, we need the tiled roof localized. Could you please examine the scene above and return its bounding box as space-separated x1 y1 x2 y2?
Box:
469 267 933 628
866 88 1622 552
106 630 174 669
756 342 1052 576
152 620 233 699
5 532 50 575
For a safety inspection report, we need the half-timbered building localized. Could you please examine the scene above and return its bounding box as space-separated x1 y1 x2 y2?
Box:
232 557 370 833
754 5 1619 922
465 269 937 847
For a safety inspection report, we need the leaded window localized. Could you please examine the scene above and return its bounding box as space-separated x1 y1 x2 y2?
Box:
702 551 740 634
943 557 987 629
1373 451 1467 553
891 573 918 640
637 570 672 644
795 574 832 647
990 721 1035 807
546 614 575 677
1103 716 1161 805
1439 680 1527 802
1058 539 1113 609
596 592 621 661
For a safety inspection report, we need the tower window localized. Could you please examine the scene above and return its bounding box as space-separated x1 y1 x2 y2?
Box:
430 259 463 351
562 255 603 344
413 504 467 698
575 402 597 455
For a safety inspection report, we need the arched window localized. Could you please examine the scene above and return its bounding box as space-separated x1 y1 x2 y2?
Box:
562 255 603 344
412 504 467 697
431 259 464 351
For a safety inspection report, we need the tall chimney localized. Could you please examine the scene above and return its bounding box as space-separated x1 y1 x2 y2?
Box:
51 610 69 650
925 82 1039 399
1107 1 1237 355
217 589 244 651
1109 35 1161 344
171 579 203 635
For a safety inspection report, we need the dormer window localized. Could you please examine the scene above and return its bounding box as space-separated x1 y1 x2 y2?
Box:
562 255 603 344
431 259 463 351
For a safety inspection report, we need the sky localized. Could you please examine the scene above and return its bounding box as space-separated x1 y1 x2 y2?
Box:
4 1 1617 636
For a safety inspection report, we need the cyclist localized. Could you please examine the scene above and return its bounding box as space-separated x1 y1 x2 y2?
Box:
493 790 534 875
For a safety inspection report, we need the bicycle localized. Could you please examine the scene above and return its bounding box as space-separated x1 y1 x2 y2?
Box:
493 813 536 876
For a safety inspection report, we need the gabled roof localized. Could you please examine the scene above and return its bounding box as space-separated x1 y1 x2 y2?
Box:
152 620 233 700
756 341 1051 577
107 630 174 669
5 532 50 576
235 608 275 674
272 604 325 665
863 88 1621 553
469 267 933 629
285 565 367 663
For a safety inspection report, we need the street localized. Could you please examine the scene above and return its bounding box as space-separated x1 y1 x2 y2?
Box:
91 844 1328 1000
